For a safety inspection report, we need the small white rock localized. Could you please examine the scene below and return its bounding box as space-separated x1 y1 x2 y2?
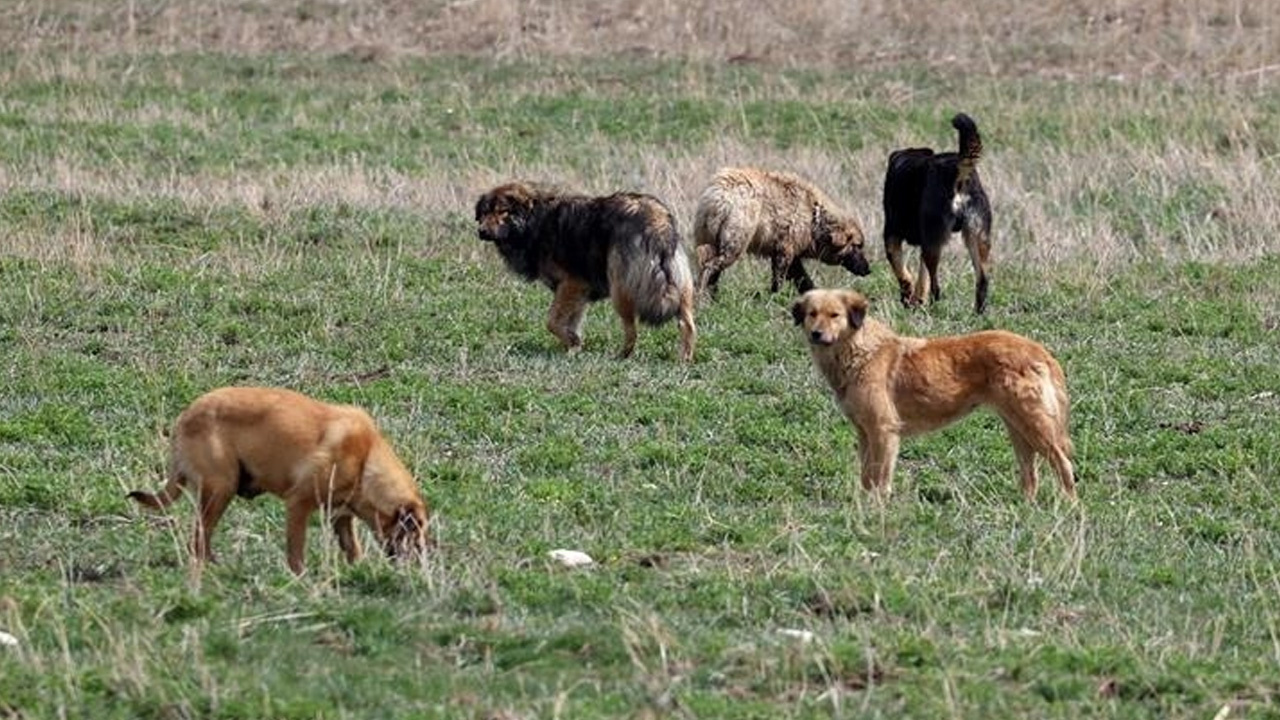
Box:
0 631 18 647
776 628 815 643
548 549 595 568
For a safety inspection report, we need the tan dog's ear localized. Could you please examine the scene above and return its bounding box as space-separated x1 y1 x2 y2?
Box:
791 296 808 326
844 291 868 329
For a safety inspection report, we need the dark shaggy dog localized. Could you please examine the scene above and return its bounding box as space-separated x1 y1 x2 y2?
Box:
475 182 697 362
694 167 870 298
882 113 993 313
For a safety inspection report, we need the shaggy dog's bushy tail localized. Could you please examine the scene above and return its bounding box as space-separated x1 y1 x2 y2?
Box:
952 113 983 186
618 226 694 325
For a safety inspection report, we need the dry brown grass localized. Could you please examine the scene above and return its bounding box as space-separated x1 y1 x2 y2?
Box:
5 0 1277 82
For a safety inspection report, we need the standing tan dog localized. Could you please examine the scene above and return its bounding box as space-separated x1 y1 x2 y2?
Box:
128 387 431 574
792 289 1075 500
694 167 870 298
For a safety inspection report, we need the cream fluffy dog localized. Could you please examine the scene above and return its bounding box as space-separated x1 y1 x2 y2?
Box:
792 289 1075 500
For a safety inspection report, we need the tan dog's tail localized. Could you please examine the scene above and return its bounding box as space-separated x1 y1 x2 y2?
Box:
1040 359 1074 457
127 471 186 510
952 113 983 186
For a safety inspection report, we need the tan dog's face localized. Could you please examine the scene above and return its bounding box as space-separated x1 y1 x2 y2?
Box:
380 503 431 561
475 184 534 244
792 289 869 346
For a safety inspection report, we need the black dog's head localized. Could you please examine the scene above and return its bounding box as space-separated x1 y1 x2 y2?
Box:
812 205 871 277
475 182 541 244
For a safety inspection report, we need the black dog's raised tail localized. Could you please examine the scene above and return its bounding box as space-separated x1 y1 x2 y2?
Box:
951 113 983 186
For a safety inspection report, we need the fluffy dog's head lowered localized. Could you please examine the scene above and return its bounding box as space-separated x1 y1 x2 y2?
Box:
812 206 871 277
791 289 869 346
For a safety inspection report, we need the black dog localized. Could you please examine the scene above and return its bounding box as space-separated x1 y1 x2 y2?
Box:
882 113 993 313
475 182 697 361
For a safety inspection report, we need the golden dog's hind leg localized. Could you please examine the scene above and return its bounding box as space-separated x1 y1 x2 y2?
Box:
1003 420 1040 501
192 486 233 565
547 280 590 353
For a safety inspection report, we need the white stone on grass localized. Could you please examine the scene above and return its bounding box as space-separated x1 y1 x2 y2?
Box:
548 549 595 568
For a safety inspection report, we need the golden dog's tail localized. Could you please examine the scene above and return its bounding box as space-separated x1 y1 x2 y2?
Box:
127 469 186 510
952 113 983 187
1043 359 1074 458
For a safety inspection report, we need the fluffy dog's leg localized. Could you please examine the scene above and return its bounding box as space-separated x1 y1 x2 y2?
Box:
769 251 797 294
784 259 816 294
695 244 725 298
963 226 992 314
677 285 697 363
885 236 914 307
611 289 638 359
332 514 362 562
547 280 590 353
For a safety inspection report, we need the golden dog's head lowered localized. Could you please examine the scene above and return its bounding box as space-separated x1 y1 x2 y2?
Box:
791 289 869 346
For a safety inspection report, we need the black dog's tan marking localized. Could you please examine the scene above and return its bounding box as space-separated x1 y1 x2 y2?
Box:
882 113 993 313
475 182 697 362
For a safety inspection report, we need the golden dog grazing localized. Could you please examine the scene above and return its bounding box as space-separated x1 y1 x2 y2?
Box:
128 387 431 574
791 289 1076 500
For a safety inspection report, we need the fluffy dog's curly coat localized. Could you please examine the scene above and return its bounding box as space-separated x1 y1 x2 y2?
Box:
693 167 870 298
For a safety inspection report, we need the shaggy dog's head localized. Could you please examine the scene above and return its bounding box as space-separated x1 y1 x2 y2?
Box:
475 182 540 244
791 288 869 346
812 206 871 277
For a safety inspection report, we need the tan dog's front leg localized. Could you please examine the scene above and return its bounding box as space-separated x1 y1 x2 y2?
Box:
859 428 900 495
285 499 316 575
332 514 363 562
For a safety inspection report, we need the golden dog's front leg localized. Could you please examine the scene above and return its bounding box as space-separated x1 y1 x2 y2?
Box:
285 499 317 575
331 514 363 562
858 428 900 496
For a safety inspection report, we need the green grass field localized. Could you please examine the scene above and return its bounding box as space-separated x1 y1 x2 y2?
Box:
2 4 1280 717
